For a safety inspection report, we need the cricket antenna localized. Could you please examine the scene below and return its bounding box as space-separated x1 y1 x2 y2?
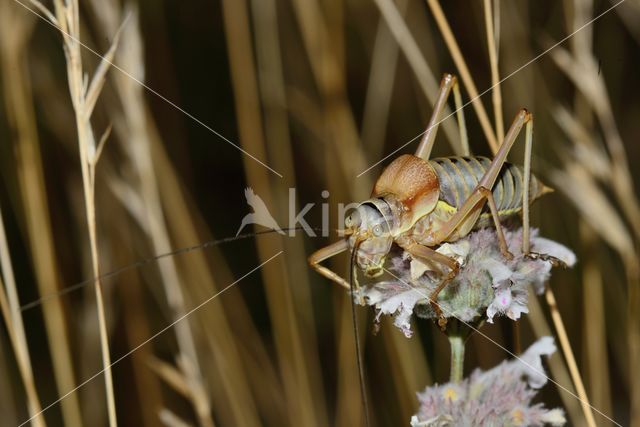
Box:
20 226 318 311
349 240 371 427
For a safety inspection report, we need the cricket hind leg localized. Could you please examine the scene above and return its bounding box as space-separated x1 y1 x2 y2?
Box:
402 111 531 329
427 109 532 244
397 241 460 330
517 117 566 266
415 74 470 160
521 117 533 255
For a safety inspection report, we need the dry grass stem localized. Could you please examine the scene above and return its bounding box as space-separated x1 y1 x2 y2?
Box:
158 409 194 427
223 1 328 425
361 0 408 162
147 118 265 426
483 0 504 141
372 0 462 154
549 44 640 240
550 10 640 419
426 0 499 153
147 356 191 398
551 166 633 261
0 210 44 427
545 286 597 427
289 0 372 197
580 222 613 425
527 293 586 424
91 5 214 425
0 3 83 424
250 1 332 422
381 318 433 421
26 0 126 424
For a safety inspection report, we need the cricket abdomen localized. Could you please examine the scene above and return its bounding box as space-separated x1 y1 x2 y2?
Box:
428 156 550 227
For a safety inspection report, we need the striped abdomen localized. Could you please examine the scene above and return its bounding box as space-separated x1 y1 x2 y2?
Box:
429 156 549 226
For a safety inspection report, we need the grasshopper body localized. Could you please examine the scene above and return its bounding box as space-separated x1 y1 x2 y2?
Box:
309 74 544 327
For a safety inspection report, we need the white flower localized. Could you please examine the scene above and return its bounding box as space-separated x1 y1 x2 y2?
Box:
357 228 575 335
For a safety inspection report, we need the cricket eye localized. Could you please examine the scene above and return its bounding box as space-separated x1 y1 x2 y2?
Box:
372 225 383 236
346 212 362 228
345 215 353 227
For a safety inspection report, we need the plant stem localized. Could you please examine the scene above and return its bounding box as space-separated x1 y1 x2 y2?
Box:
85 181 117 427
545 286 596 427
483 0 504 142
449 335 465 383
0 208 45 427
426 0 499 153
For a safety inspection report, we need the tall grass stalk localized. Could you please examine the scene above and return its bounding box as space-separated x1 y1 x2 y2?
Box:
426 0 498 153
545 286 597 427
361 0 408 162
250 0 331 422
580 223 613 425
527 292 586 424
286 0 377 422
483 0 504 142
155 130 267 427
0 208 44 427
0 332 18 423
127 92 274 425
26 1 125 425
289 0 372 197
89 2 272 424
221 0 328 425
0 4 82 425
372 0 462 154
550 1 640 422
86 3 215 425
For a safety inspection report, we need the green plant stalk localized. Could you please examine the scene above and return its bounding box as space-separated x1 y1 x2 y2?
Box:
449 335 465 383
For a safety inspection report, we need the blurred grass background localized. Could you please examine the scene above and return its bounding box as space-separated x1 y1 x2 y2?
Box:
0 0 639 425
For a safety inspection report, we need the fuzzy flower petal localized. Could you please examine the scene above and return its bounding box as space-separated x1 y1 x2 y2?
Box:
519 336 557 389
363 280 428 337
412 337 566 426
531 237 577 267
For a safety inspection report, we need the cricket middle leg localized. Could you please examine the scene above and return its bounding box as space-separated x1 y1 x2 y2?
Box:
396 240 460 330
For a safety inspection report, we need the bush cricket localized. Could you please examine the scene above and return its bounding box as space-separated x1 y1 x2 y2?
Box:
308 73 552 330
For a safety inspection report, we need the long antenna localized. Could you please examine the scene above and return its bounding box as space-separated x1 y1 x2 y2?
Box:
349 241 371 427
20 226 316 311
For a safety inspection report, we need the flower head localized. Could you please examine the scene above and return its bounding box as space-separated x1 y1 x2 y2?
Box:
410 337 566 426
356 228 575 336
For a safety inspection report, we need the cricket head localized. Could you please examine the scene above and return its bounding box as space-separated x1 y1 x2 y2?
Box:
344 199 395 278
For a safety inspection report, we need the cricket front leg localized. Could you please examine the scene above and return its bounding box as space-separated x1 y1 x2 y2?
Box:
397 240 460 330
308 239 351 290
